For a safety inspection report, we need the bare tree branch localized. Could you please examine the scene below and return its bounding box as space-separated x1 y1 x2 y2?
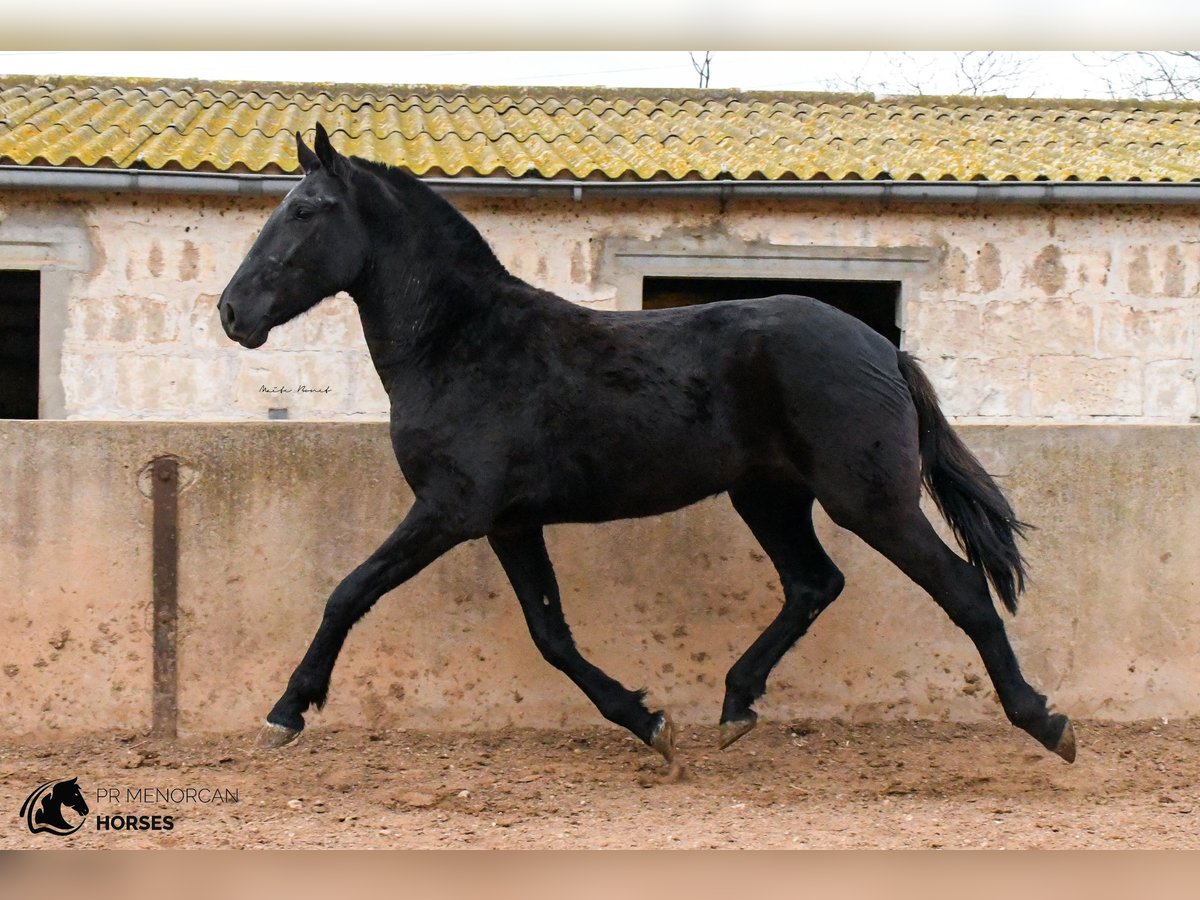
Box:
954 51 1033 96
821 51 1032 97
690 51 712 89
1098 51 1200 100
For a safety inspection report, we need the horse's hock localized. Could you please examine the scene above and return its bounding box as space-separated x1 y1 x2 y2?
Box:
0 420 1197 738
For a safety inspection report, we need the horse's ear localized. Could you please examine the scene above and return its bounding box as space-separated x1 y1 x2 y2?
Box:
313 122 346 176
296 131 320 174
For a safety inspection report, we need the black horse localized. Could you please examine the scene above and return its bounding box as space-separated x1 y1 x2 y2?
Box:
21 777 89 835
218 124 1075 767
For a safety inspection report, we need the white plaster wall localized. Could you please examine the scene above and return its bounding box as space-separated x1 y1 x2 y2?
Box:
3 190 1194 422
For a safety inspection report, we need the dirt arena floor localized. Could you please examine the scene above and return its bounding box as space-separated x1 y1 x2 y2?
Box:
3 718 1198 849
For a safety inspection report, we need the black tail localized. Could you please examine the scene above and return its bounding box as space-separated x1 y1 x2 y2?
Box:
896 351 1029 614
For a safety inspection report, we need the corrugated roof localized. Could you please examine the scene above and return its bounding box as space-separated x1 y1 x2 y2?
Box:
3 74 1200 182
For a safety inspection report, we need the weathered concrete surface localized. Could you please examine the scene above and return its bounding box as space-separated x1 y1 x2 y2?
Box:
0 424 153 736
0 422 1196 738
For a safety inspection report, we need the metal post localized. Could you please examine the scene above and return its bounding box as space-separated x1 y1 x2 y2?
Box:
150 456 179 738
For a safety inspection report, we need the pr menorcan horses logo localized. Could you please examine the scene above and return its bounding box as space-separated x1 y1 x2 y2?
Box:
19 776 89 836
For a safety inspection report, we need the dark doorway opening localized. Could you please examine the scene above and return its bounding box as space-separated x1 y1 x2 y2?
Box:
642 277 901 346
0 270 40 419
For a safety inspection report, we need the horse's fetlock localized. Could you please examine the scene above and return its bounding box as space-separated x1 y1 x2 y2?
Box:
721 674 759 717
287 670 330 709
1005 697 1049 732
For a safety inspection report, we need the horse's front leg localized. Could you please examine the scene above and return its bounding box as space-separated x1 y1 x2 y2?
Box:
488 526 679 770
259 502 462 747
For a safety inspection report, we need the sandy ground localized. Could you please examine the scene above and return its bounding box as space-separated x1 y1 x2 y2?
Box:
3 718 1198 849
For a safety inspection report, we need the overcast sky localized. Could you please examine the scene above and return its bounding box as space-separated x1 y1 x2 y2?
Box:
0 50 1173 100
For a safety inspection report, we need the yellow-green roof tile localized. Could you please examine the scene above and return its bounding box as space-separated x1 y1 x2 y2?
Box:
3 75 1200 182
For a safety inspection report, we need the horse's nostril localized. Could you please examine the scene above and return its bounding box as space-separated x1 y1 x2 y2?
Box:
220 301 236 330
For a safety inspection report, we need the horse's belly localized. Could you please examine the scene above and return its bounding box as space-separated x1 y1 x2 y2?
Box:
530 431 747 524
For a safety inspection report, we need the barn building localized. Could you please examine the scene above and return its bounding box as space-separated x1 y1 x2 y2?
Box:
0 75 1196 740
1 75 1197 422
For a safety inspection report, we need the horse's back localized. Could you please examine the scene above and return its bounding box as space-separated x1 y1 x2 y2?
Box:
589 291 916 458
618 293 921 495
618 293 909 415
730 294 911 412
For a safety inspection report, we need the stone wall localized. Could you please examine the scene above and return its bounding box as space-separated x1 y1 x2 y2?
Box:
0 189 1196 422
0 421 1196 738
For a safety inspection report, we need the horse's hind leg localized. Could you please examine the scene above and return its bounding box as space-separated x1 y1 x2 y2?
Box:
832 500 1075 762
720 478 845 749
488 526 679 767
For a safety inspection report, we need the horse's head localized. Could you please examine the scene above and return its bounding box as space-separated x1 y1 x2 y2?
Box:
53 777 88 817
218 123 370 348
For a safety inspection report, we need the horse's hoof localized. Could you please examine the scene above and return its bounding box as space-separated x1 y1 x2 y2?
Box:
1053 717 1076 764
257 722 301 749
718 716 757 750
650 711 676 763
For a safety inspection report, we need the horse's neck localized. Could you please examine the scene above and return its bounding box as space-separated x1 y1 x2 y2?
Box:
351 247 510 395
37 798 65 826
355 298 414 394
349 171 520 393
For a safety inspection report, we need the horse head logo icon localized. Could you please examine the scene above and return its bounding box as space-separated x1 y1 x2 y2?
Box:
19 777 89 836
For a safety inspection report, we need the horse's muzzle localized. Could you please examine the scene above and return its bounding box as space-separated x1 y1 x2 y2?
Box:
218 297 237 334
218 295 270 348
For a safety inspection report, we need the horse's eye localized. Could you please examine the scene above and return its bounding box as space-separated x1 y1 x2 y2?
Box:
294 206 312 221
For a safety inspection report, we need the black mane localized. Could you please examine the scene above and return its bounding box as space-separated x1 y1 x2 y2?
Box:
348 157 510 279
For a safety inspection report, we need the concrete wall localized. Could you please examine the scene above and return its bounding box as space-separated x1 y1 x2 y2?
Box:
0 189 1197 423
1 421 1196 738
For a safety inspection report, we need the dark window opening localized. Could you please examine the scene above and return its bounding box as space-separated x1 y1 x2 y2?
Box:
0 270 40 419
642 276 901 346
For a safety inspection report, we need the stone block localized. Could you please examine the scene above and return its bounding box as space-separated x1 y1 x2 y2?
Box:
70 296 115 343
107 294 181 344
1097 303 1193 358
114 355 216 417
903 301 984 358
1063 246 1114 294
1030 356 1142 418
1021 244 1067 296
60 354 116 416
1162 244 1189 297
1144 360 1199 419
973 241 1003 294
920 356 1029 417
934 244 970 293
1124 245 1154 297
46 191 1200 426
982 299 1095 357
1122 243 1200 298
